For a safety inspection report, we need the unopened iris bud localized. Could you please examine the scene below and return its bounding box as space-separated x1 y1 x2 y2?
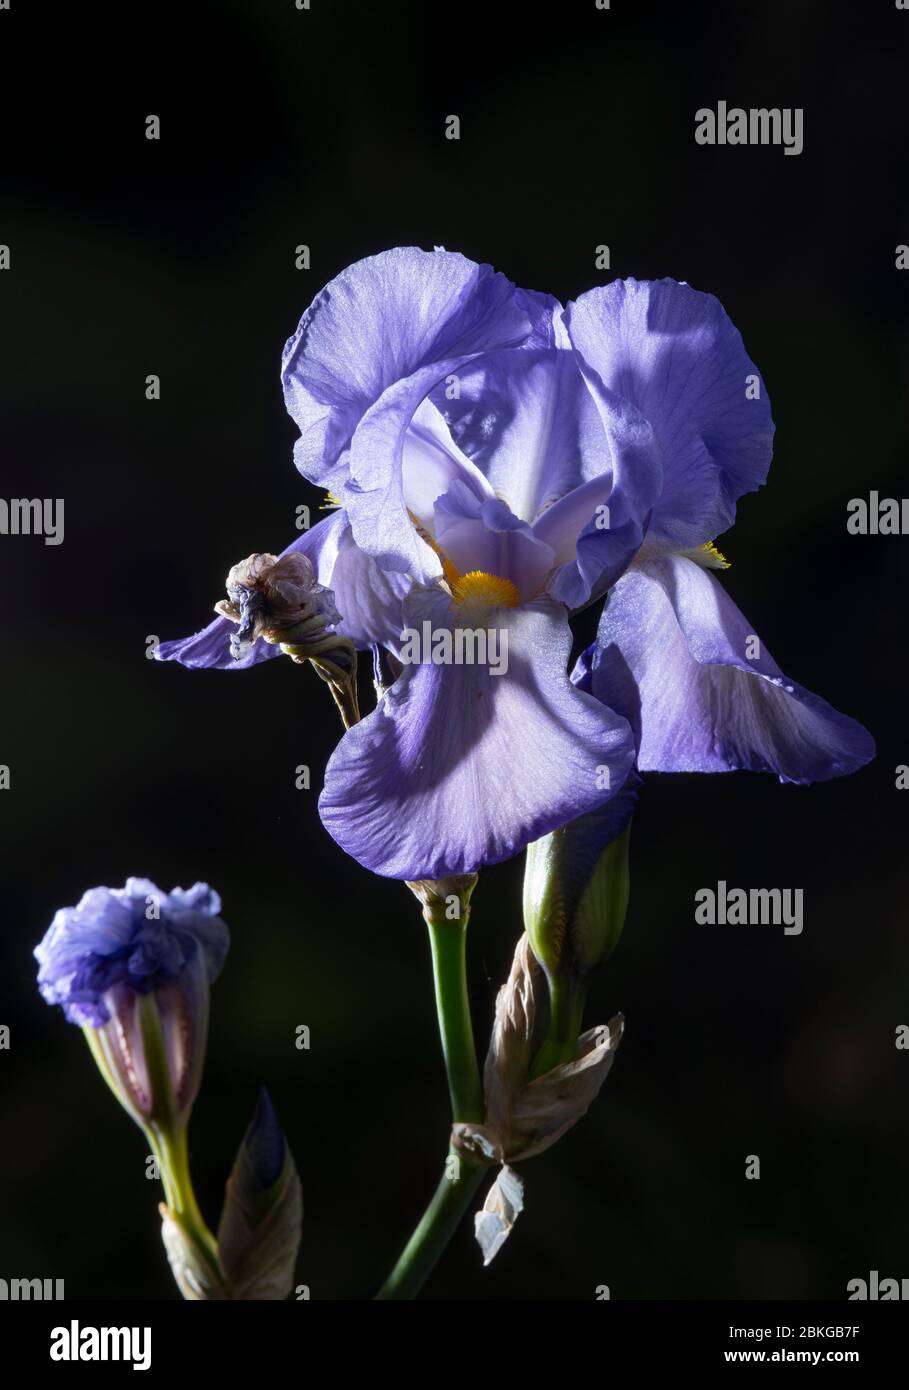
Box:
216 551 359 727
522 773 637 1076
523 773 638 982
35 878 229 1131
216 1088 303 1300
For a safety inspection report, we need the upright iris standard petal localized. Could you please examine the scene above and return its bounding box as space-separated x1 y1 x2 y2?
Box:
532 385 661 610
155 510 409 670
434 348 614 522
401 397 496 533
281 246 539 491
511 287 564 350
430 346 661 609
345 362 501 579
565 278 774 551
586 554 874 783
318 587 635 879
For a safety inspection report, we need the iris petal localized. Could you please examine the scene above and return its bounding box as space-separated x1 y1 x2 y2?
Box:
401 397 495 531
565 278 774 551
282 247 538 491
318 588 635 879
585 554 874 783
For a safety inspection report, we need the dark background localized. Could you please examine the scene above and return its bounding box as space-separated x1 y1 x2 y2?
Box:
1 0 907 1301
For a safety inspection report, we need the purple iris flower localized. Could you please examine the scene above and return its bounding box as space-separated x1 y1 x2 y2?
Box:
36 878 229 1125
156 248 871 881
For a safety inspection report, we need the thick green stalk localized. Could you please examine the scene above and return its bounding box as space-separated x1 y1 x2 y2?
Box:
426 917 485 1123
375 1164 486 1301
148 1121 221 1276
375 912 485 1299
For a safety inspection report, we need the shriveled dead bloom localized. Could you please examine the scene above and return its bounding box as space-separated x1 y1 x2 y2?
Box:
215 551 359 728
452 933 622 1263
215 551 341 662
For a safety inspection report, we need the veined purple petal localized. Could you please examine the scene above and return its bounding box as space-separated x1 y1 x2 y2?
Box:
281 247 538 490
155 611 269 671
401 397 495 530
586 554 874 783
155 511 408 670
344 343 623 580
512 288 565 349
320 511 411 652
432 348 613 524
344 359 481 579
534 383 661 609
318 588 635 879
35 877 229 1027
565 278 774 551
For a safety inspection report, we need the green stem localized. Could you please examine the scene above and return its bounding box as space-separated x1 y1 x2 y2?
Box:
375 913 485 1299
426 917 485 1123
148 1122 220 1274
529 972 587 1079
375 1164 486 1300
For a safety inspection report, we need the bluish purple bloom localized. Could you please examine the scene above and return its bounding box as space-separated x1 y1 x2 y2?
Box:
36 878 229 1124
157 247 873 880
36 877 228 1026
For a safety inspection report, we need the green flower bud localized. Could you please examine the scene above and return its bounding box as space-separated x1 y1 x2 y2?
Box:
523 780 637 981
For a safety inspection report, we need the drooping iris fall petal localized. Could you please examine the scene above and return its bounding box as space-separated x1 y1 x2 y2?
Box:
581 553 874 783
318 588 635 879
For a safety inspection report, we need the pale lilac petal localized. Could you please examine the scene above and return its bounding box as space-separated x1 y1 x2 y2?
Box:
344 361 476 580
433 348 612 523
530 473 613 567
155 614 271 672
319 589 635 879
588 554 874 783
281 247 537 489
565 278 774 550
401 397 495 530
511 288 565 349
